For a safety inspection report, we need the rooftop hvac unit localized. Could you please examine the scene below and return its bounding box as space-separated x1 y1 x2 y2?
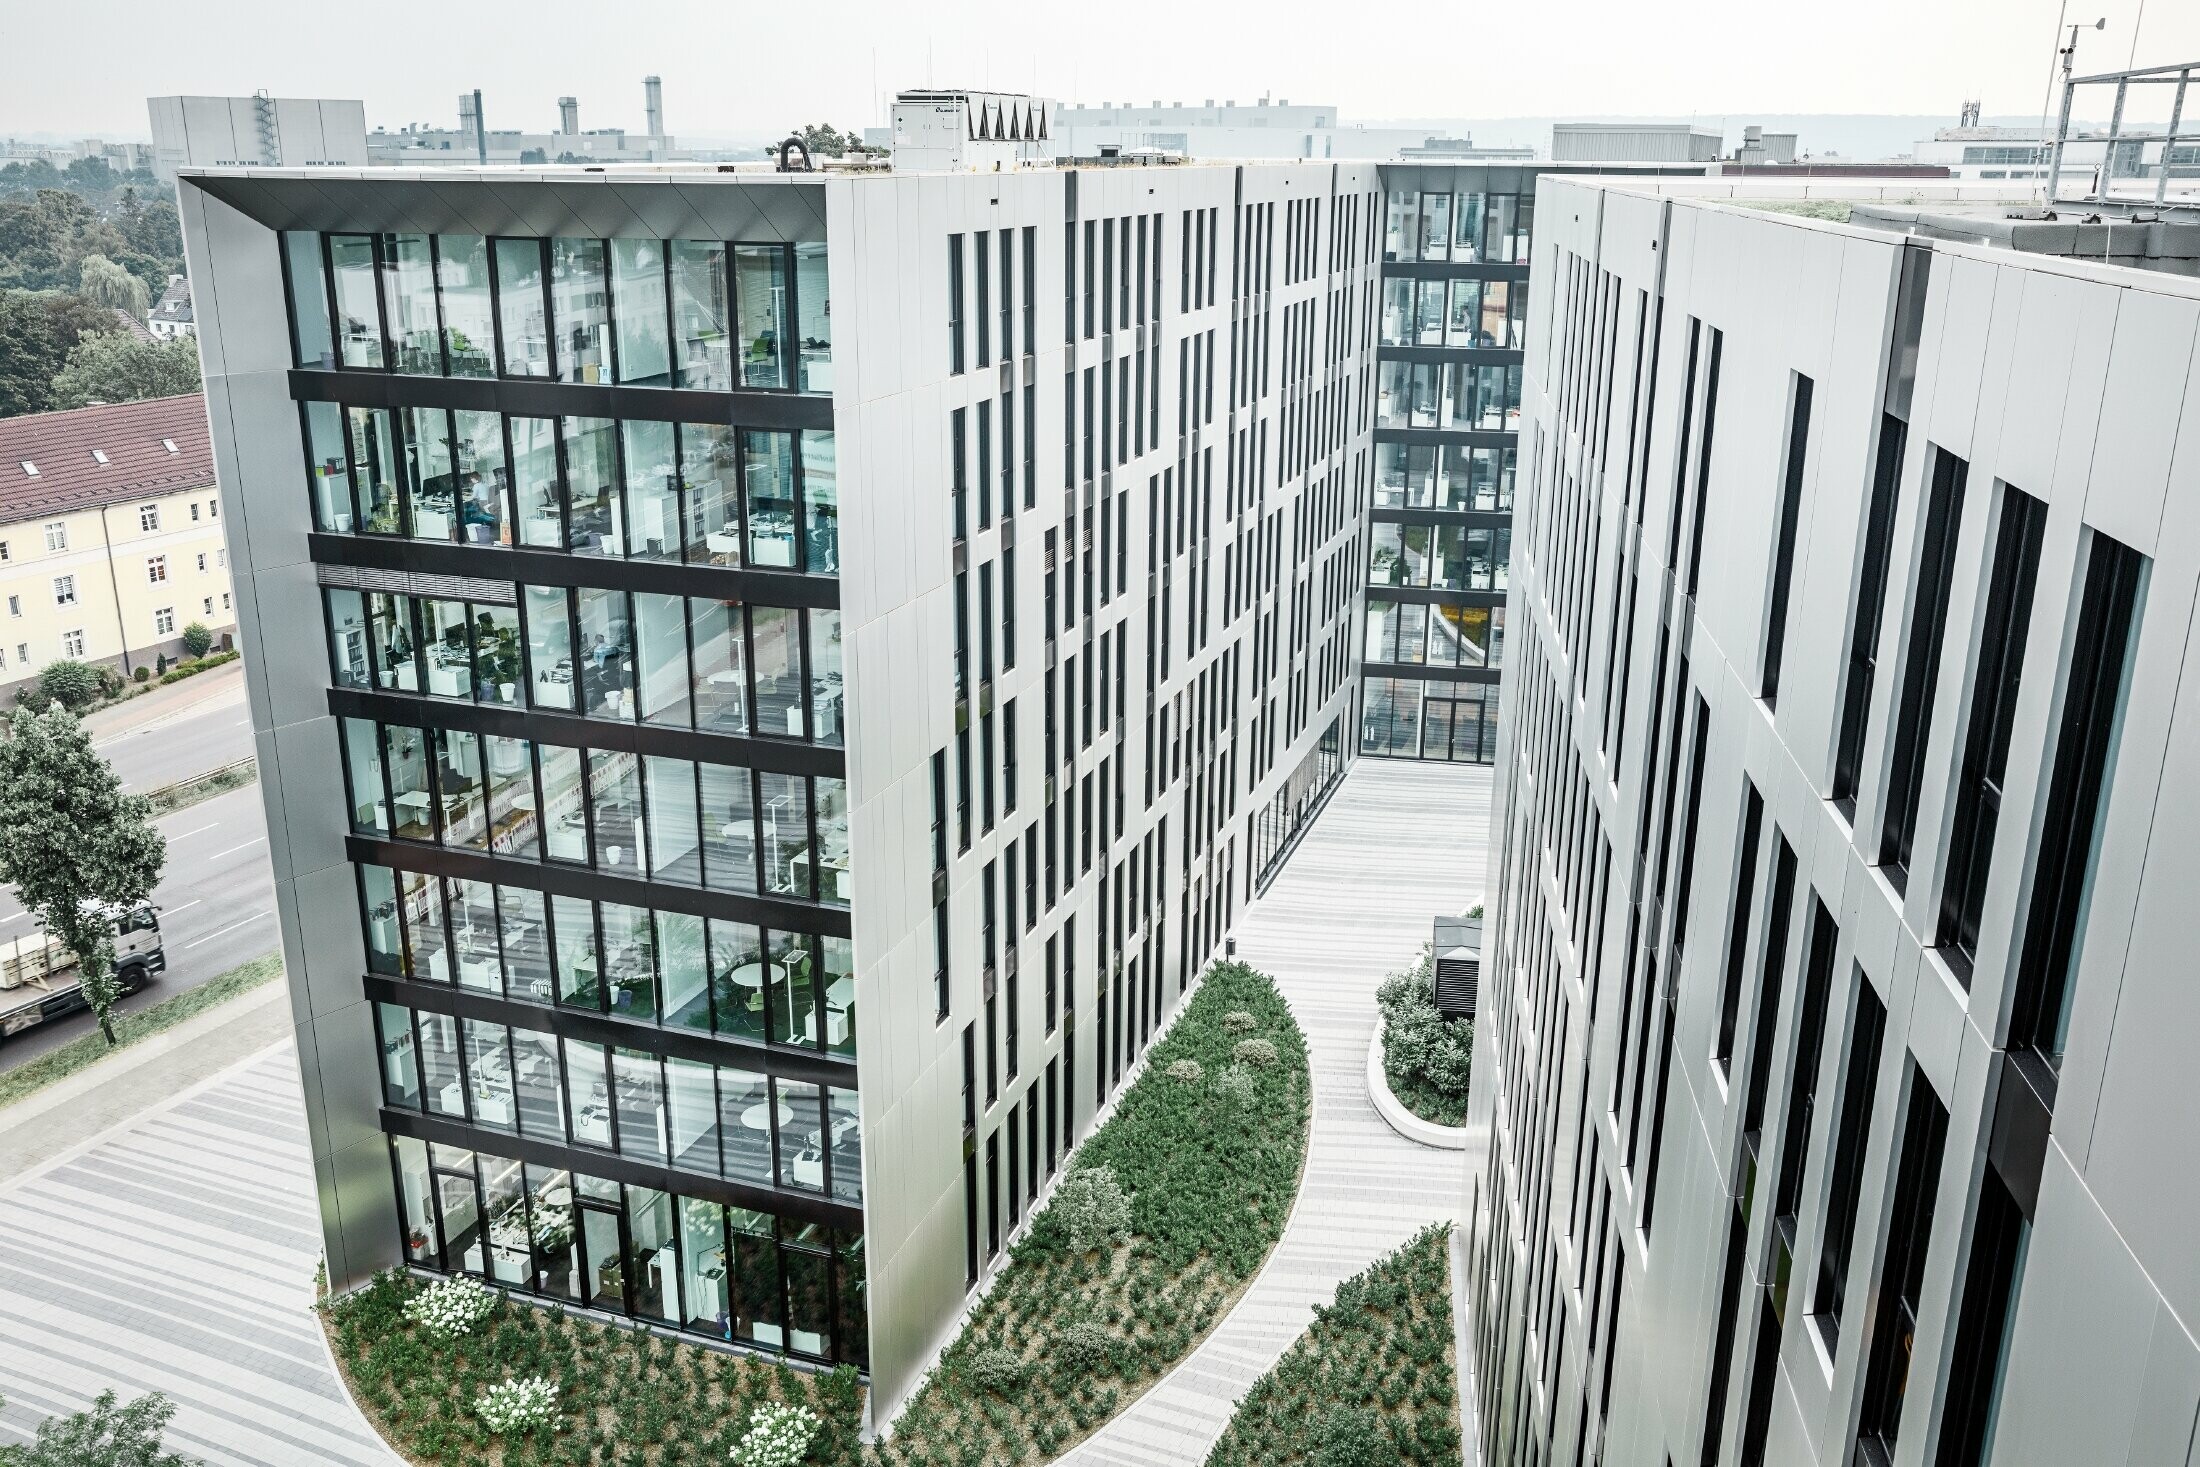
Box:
1432 914 1481 1020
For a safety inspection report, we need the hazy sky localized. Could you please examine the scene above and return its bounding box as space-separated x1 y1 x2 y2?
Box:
3 0 2196 141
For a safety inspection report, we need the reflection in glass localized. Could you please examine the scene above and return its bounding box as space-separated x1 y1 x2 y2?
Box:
776 1078 824 1191
742 431 798 569
452 409 508 543
660 913 709 1034
305 401 351 530
284 230 335 368
484 735 537 856
827 1087 861 1203
404 407 455 540
435 728 487 849
361 864 401 976
500 885 551 1002
524 585 573 711
614 1050 667 1165
400 869 446 981
751 605 803 738
419 1010 462 1116
701 762 756 894
719 1072 772 1185
576 585 634 719
381 234 440 373
554 896 601 1010
437 234 495 377
327 587 371 689
350 406 403 535
680 1196 728 1334
601 903 657 1020
611 239 671 386
540 745 587 862
494 238 550 376
808 608 842 746
510 417 562 548
795 242 831 393
567 1041 611 1147
563 416 619 556
342 717 386 834
645 755 702 884
671 241 731 390
759 771 809 899
710 921 765 1043
682 422 739 565
636 593 691 728
383 723 433 840
690 598 745 734
510 1026 564 1141
464 1018 515 1131
377 1002 419 1109
802 431 838 571
330 234 383 368
621 419 679 560
734 245 788 388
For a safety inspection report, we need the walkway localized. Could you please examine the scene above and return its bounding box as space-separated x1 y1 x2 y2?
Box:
1062 757 1492 1466
0 1045 402 1466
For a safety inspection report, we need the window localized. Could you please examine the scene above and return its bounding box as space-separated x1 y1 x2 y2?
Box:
154 607 175 636
43 522 65 552
1810 977 1886 1347
1854 1073 1949 1465
196 553 206 572
1832 416 1909 814
5 596 16 617
147 556 167 583
0 541 7 561
1879 448 1968 888
190 501 201 521
1934 1167 2030 1467
61 629 84 657
204 597 213 615
1936 487 2046 980
138 503 159 532
1714 785 1765 1076
948 234 966 373
2009 531 2144 1086
1760 374 1812 702
53 575 76 606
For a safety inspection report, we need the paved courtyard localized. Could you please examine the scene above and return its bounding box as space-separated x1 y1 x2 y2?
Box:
0 755 1487 1466
0 1046 402 1466
1062 756 1490 1465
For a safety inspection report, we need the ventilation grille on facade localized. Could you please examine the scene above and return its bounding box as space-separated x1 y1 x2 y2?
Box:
1432 913 1482 1021
316 564 515 607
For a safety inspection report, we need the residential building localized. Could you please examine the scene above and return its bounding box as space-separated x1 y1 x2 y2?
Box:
1468 172 2200 1467
147 95 368 180
0 394 236 696
149 275 194 340
176 138 1380 1420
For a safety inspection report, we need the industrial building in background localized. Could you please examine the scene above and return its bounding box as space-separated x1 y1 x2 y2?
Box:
1043 96 1535 162
147 94 368 180
367 77 673 166
1471 164 2200 1467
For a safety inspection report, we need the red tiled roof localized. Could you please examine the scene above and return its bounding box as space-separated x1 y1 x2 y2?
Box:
0 394 216 524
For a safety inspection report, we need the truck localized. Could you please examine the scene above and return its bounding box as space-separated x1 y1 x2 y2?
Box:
0 903 165 1040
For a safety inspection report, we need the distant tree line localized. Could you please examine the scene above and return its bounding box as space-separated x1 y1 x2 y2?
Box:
0 170 198 419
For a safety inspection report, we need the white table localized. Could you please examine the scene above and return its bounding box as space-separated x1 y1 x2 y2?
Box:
741 1102 794 1132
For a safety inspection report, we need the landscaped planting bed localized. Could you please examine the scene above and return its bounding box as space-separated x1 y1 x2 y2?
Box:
873 961 1311 1465
324 1271 863 1465
1204 1224 1460 1466
1376 952 1473 1128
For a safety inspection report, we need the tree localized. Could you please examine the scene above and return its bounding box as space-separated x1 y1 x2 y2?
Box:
48 331 199 408
179 621 213 658
795 123 857 158
0 1390 198 1466
0 703 167 1044
78 253 148 320
42 288 121 352
0 290 66 416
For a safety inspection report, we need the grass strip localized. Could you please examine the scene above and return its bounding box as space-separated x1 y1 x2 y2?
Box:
0 951 282 1110
1205 1224 1461 1466
875 960 1311 1465
144 757 258 817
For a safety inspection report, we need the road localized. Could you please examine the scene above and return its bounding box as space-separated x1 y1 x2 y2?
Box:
0 677 276 1070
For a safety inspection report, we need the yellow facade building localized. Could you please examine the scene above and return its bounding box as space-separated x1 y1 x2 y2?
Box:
0 394 237 698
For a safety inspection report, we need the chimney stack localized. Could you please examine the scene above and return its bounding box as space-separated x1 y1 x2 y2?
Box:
559 96 578 135
644 75 664 138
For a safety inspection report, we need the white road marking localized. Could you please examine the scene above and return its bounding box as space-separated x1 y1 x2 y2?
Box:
184 911 270 948
208 837 266 860
169 823 219 839
161 900 201 916
0 913 24 926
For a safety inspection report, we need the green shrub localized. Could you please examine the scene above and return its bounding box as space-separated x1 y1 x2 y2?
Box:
968 1346 1026 1394
1213 1065 1257 1106
1048 1166 1132 1255
881 961 1311 1463
180 620 214 658
132 664 151 684
33 659 101 711
1376 953 1473 1127
1205 1227 1457 1467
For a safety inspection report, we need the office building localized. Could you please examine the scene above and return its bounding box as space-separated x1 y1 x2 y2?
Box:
1049 97 1529 163
0 395 236 696
1468 172 2200 1467
1362 165 1536 763
176 137 1381 1419
147 95 368 180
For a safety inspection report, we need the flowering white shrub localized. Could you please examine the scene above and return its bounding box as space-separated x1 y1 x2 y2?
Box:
1213 1064 1258 1106
475 1375 560 1435
1234 1036 1280 1068
401 1276 495 1340
729 1402 821 1466
1167 1058 1204 1083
